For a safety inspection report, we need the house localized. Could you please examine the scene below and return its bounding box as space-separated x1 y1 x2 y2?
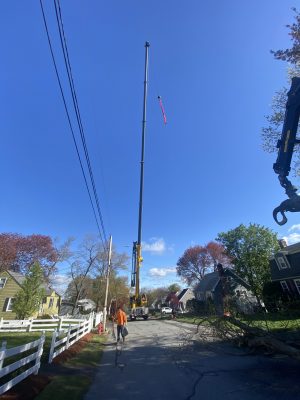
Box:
0 270 61 319
194 265 259 315
59 298 96 317
270 241 300 299
165 292 180 309
177 288 195 311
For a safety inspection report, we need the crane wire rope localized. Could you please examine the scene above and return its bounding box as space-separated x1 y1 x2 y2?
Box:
54 0 108 246
39 0 106 249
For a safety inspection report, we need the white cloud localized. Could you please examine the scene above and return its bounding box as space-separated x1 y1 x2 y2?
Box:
149 267 176 277
282 233 300 245
51 274 71 290
142 238 166 254
282 224 300 245
288 224 300 232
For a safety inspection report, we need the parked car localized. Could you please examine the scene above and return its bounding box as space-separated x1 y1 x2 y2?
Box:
161 307 172 314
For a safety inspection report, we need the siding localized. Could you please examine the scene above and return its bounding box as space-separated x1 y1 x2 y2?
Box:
41 291 60 316
0 271 21 319
270 253 300 281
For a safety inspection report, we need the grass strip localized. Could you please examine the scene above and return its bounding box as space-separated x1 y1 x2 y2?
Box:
35 334 107 400
34 375 91 400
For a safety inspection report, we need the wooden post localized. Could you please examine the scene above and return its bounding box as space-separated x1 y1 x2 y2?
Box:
58 317 63 331
27 319 33 332
0 341 7 370
48 329 57 364
66 325 71 349
34 331 45 374
0 318 3 330
103 235 112 333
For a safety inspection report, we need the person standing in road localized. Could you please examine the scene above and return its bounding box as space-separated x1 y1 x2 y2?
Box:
116 305 127 342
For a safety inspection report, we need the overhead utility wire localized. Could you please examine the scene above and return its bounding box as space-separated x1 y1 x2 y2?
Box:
54 0 108 246
39 0 106 248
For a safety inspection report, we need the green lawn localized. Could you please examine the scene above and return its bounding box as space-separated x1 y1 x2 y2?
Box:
35 334 107 400
241 313 300 332
175 312 300 332
0 331 53 364
0 330 107 399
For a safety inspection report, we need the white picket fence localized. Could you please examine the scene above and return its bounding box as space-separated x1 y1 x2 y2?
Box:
48 318 92 363
0 312 103 394
0 332 45 395
0 312 103 333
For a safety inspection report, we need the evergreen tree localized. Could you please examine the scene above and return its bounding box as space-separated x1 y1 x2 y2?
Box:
12 263 46 319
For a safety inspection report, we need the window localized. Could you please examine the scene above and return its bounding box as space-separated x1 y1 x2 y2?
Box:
0 278 7 289
49 298 54 308
294 279 300 295
275 254 290 270
56 298 60 308
280 281 289 293
5 298 15 311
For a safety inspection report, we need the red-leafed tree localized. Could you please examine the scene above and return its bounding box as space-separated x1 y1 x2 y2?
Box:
206 241 231 270
0 233 69 279
176 246 210 284
176 242 230 285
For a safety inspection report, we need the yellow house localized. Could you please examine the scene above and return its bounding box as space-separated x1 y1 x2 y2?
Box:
0 270 61 320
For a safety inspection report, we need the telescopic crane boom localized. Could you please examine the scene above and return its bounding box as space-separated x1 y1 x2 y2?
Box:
130 42 150 320
273 76 300 225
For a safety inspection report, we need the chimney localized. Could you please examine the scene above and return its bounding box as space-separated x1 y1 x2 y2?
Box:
217 263 224 276
278 239 288 249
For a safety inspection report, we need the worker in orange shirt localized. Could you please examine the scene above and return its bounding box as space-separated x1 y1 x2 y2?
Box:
116 305 127 342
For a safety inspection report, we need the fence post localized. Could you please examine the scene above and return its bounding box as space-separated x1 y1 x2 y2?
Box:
34 331 45 374
58 317 63 331
0 341 7 370
27 319 33 332
48 329 57 364
0 318 3 330
66 325 71 349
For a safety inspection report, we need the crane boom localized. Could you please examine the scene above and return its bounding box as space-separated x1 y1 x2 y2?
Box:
130 42 150 320
273 76 300 225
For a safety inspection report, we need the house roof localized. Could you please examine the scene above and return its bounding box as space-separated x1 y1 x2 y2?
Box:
177 288 188 300
275 241 300 255
6 270 60 297
197 272 220 292
196 269 251 293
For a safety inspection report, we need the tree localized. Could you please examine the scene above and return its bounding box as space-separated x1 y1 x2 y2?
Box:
12 263 46 319
0 233 71 280
176 242 230 285
168 283 181 293
65 236 129 312
262 9 300 172
206 241 231 270
176 246 210 284
271 8 300 64
216 224 280 305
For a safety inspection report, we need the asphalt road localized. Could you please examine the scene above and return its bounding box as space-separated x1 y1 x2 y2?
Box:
84 319 300 400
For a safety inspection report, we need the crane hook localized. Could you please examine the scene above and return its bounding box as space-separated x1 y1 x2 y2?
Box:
273 196 300 225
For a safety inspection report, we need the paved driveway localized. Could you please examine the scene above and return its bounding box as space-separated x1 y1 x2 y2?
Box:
84 319 300 400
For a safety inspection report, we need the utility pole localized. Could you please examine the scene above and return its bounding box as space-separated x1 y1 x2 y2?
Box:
103 235 112 332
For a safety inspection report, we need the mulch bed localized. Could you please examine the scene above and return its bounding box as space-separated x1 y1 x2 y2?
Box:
0 333 96 400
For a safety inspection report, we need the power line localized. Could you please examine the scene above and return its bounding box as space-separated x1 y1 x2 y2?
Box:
39 0 107 249
54 0 108 245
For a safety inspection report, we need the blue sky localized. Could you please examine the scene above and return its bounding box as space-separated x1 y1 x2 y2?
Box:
1 1 300 293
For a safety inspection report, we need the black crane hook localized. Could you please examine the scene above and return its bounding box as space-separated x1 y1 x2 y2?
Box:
273 196 300 225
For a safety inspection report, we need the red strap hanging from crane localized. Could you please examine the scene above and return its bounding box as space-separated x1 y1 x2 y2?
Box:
158 96 167 125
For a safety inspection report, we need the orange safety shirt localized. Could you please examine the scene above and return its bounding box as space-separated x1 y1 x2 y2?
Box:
116 309 127 326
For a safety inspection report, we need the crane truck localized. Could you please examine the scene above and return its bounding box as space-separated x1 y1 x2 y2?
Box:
129 42 150 321
273 76 300 225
